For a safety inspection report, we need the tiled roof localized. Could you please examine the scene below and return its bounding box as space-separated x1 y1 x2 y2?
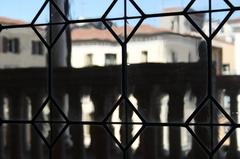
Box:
0 16 25 25
0 16 231 44
228 18 240 24
71 24 172 42
71 27 116 42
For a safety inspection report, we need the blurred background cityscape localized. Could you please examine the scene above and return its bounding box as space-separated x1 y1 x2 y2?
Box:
0 0 240 159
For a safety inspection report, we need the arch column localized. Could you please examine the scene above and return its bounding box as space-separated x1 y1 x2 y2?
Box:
133 86 164 159
0 94 5 159
29 92 44 159
7 92 25 159
118 98 133 158
188 92 210 159
90 87 118 159
68 88 85 159
187 40 209 159
226 89 239 159
168 90 185 159
52 89 67 159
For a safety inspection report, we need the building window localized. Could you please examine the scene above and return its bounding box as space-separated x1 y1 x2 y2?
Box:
2 37 20 53
85 53 93 66
171 20 175 31
141 51 148 63
105 53 116 66
188 52 192 62
212 47 223 75
233 27 240 32
222 64 230 75
2 37 8 53
171 51 177 62
32 41 44 55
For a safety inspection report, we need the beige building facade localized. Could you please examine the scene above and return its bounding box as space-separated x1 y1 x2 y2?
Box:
0 17 46 68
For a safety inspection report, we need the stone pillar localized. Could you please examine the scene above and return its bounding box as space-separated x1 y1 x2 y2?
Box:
29 93 44 159
52 91 67 159
168 90 185 159
50 1 69 157
22 97 30 154
188 93 210 159
133 86 164 159
118 98 133 158
187 40 209 159
50 0 69 155
7 92 25 159
0 94 5 159
90 88 117 159
68 88 85 159
51 0 68 67
226 89 239 159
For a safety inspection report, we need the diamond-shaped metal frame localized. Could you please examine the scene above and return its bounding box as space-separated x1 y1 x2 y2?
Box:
31 0 68 49
186 97 235 155
102 0 145 44
32 97 69 147
184 0 234 40
103 96 145 150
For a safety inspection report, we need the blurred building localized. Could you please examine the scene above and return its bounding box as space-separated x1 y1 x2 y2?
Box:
228 18 240 74
161 8 236 75
71 24 202 68
0 9 239 157
0 16 46 68
71 13 235 76
0 13 236 76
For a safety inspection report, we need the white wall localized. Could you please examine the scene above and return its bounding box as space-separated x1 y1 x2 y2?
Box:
71 34 201 68
127 37 166 63
71 41 121 68
163 34 200 62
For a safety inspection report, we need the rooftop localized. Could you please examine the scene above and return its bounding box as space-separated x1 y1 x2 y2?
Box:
0 16 234 44
71 24 172 42
0 16 25 25
70 24 205 42
228 18 240 24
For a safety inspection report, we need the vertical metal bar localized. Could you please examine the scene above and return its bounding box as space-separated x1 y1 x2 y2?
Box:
208 1 214 158
49 1 53 159
123 0 129 158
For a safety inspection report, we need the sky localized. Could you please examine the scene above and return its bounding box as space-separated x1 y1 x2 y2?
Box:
0 0 239 26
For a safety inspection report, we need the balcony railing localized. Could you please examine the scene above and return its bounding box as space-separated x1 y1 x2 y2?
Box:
0 62 239 159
